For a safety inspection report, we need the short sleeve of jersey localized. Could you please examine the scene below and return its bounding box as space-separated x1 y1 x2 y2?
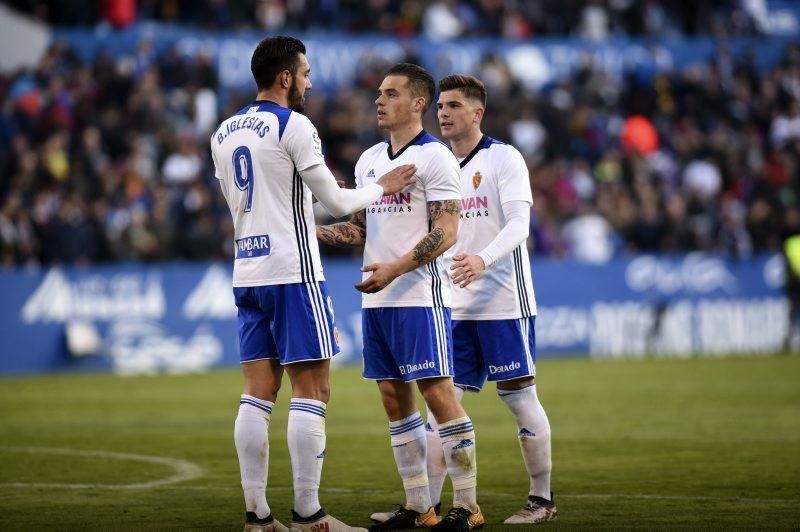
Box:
495 145 533 205
282 113 325 172
210 135 222 180
354 150 368 189
422 145 461 202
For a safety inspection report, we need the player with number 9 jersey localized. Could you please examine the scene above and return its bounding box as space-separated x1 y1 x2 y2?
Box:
212 100 328 287
210 36 413 532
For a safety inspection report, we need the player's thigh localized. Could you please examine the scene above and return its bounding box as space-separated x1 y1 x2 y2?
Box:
452 320 487 392
477 317 537 383
362 308 402 381
234 286 279 364
272 281 340 364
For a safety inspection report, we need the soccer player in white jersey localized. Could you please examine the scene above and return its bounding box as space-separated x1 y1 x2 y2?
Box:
316 64 483 531
210 36 416 532
435 75 555 523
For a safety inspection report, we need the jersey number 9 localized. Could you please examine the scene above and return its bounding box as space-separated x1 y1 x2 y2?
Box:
232 146 254 212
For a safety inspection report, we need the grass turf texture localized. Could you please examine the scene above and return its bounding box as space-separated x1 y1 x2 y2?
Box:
0 356 798 530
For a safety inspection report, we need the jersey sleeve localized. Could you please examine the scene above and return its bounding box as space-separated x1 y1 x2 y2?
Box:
210 134 223 180
495 145 533 205
354 150 368 189
422 145 461 202
282 113 326 172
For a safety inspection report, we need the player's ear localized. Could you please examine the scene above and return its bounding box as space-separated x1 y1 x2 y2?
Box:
474 106 485 124
279 70 291 89
414 96 426 113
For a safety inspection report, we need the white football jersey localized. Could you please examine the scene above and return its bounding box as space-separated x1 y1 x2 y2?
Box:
211 100 326 287
451 136 537 320
355 131 461 308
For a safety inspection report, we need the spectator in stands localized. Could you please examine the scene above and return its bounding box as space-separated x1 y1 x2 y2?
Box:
1 3 799 266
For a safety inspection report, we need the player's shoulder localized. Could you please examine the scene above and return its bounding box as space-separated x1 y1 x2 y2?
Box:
483 136 525 163
413 131 450 155
414 130 448 148
241 99 301 139
363 140 389 157
355 141 387 176
481 135 514 154
413 131 457 165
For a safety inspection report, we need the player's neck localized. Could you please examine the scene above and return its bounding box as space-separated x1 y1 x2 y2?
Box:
255 89 288 108
389 123 424 154
450 128 484 159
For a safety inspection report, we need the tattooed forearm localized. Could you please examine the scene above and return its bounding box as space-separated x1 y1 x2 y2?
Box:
412 226 445 264
316 210 366 247
317 223 366 247
428 199 461 221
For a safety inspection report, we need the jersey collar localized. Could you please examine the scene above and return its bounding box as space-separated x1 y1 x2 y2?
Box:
458 134 490 169
387 130 426 160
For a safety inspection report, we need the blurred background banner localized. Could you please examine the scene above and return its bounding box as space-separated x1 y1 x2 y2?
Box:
48 25 794 94
0 253 786 375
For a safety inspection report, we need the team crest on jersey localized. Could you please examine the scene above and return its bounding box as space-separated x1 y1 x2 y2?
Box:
333 326 341 346
472 171 482 189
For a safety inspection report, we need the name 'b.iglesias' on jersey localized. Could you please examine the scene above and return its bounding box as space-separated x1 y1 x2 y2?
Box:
355 130 462 308
452 135 537 320
211 100 326 287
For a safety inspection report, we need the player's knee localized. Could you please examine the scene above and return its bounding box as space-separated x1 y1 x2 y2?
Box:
420 382 463 422
244 383 280 402
315 381 330 403
379 392 404 418
378 386 416 419
294 382 329 403
496 376 535 391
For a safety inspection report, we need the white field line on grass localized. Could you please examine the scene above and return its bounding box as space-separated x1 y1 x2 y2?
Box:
0 447 796 506
0 447 203 489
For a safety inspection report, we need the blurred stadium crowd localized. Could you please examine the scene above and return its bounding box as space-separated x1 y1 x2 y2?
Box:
6 0 772 39
1 1 798 265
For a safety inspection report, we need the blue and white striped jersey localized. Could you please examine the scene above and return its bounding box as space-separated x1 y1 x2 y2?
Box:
211 100 325 287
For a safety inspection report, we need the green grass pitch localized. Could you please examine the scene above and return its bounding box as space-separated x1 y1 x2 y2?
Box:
1 356 799 530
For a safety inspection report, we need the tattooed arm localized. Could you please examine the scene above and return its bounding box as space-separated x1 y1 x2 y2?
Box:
316 210 367 247
411 200 460 264
355 200 460 293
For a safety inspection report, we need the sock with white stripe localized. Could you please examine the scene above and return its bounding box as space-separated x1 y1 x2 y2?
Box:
234 394 274 519
389 411 432 513
425 387 464 508
499 384 552 500
288 398 327 518
438 416 477 512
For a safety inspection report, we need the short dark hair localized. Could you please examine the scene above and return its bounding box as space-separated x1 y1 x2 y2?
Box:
438 75 487 108
251 36 306 91
386 63 436 114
